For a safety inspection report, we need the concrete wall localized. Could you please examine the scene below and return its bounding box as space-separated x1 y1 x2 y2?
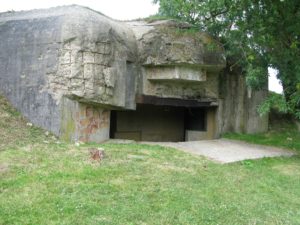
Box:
141 69 220 100
217 67 268 135
131 20 225 102
0 6 137 139
0 13 63 135
61 98 110 142
56 10 138 109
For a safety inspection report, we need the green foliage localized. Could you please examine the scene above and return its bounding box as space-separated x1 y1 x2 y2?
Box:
154 0 300 118
287 88 300 119
246 64 268 90
258 92 288 117
258 91 300 120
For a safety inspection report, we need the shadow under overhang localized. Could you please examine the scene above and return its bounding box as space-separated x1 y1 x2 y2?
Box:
136 95 218 108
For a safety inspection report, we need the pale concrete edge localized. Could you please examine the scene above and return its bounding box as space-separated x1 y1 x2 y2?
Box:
220 138 297 155
107 139 297 164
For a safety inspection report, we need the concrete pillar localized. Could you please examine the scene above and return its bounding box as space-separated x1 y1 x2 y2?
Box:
206 108 217 139
60 98 110 143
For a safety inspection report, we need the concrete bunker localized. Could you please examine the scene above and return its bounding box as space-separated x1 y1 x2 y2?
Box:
0 5 268 144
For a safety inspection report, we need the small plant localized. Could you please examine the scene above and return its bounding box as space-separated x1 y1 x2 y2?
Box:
241 160 254 168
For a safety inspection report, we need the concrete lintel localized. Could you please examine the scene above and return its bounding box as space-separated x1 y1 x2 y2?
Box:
146 66 207 83
136 95 218 107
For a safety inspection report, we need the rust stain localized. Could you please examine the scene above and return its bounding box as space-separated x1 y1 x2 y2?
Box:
86 107 94 118
76 105 110 142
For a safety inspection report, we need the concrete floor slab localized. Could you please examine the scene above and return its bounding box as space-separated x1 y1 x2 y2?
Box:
141 139 296 163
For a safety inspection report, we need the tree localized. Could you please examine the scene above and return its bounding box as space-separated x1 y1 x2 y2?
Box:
153 0 300 119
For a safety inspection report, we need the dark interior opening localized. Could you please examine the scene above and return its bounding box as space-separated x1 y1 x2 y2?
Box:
184 108 207 131
110 104 207 142
109 110 117 139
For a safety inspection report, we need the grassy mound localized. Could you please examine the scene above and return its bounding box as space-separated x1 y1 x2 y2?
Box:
1 95 300 225
0 96 49 151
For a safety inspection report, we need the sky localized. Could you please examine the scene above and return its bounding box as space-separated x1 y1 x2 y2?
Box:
0 0 283 93
0 0 159 20
268 68 283 94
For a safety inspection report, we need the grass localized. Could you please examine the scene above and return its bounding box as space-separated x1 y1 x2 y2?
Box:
224 131 300 151
0 96 46 151
224 116 300 152
1 95 300 225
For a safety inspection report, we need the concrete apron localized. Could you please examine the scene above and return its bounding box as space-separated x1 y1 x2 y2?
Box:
140 139 296 164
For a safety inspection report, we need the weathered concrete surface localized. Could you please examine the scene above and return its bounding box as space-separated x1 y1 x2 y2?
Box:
127 20 225 67
142 139 296 163
0 5 269 143
0 5 137 141
128 20 225 101
0 8 63 134
61 98 110 142
217 67 269 135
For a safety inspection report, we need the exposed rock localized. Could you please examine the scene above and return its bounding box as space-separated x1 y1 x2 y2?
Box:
127 20 225 68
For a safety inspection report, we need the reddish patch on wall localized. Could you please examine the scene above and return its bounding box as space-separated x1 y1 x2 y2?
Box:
76 106 110 142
